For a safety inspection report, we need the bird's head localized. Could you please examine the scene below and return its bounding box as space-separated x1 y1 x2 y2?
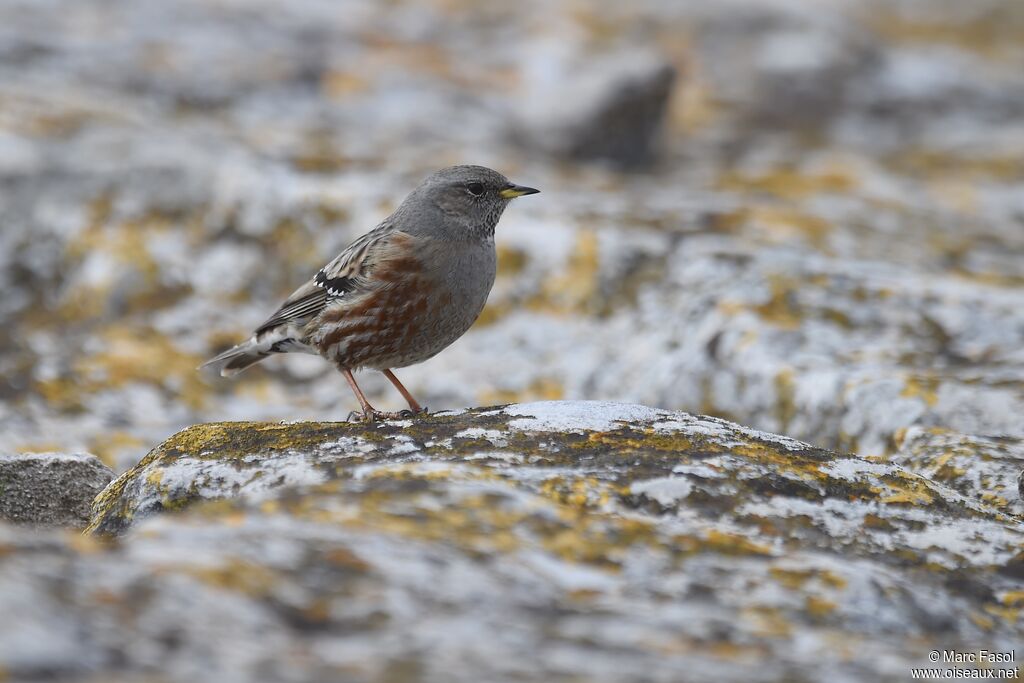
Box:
406 165 539 239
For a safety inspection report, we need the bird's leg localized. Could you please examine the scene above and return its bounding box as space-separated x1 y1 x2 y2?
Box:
341 368 417 422
381 369 427 416
341 368 378 422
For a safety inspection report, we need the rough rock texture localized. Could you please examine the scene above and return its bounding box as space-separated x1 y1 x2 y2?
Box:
3 0 1023 473
0 451 113 527
2 2 1022 677
16 402 1005 682
444 242 1024 456
892 427 1024 516
512 51 677 167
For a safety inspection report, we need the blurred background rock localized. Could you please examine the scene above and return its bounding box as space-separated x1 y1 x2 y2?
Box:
1 0 1023 472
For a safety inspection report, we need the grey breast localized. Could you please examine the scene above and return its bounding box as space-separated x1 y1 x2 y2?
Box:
383 236 497 369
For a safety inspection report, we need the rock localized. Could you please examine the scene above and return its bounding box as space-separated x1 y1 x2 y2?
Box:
893 427 1024 516
94 400 865 536
512 51 677 168
0 451 114 527
3 0 1024 476
692 7 880 129
406 238 1024 458
0 402 1013 680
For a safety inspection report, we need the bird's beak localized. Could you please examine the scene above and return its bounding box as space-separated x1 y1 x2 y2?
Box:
499 183 540 199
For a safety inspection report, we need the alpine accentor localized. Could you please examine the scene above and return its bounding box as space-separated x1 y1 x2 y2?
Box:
201 165 540 421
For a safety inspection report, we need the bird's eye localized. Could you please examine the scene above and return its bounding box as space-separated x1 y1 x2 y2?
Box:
466 182 485 196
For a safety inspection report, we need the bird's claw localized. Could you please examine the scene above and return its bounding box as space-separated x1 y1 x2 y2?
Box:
347 407 428 423
397 406 429 418
373 409 422 420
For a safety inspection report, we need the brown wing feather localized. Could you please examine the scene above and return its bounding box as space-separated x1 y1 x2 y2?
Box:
253 280 326 336
253 221 401 337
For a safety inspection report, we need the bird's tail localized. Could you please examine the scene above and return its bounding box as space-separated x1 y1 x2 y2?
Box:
199 337 269 377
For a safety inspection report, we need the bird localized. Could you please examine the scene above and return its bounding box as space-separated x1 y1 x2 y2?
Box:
200 165 540 422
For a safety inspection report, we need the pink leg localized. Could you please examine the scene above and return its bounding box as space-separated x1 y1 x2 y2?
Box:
381 369 425 414
342 368 377 421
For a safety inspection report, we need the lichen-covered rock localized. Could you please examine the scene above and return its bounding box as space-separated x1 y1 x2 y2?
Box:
694 5 882 129
893 426 1024 516
2 0 1024 473
62 402 1024 682
512 51 677 167
408 240 1024 458
0 451 113 527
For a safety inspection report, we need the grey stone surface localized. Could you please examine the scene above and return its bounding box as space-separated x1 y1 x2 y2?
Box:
0 451 113 527
512 51 677 167
0 402 1015 682
2 3 1023 679
2 0 1022 474
405 239 1024 458
892 426 1024 516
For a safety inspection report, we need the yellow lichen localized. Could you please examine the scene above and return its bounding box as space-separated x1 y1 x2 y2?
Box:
289 130 351 174
732 443 825 484
968 612 995 631
177 558 280 597
36 323 209 412
717 166 858 200
982 603 1021 625
752 275 803 329
703 530 773 557
805 595 837 619
479 377 565 405
538 476 612 510
496 244 529 276
862 514 895 531
342 491 528 557
88 431 147 469
900 375 941 408
867 8 1024 63
980 493 1008 508
878 483 935 506
775 368 796 432
322 547 372 572
769 567 814 589
10 442 65 454
999 591 1024 607
719 205 834 251
268 216 324 273
157 421 360 460
66 533 109 556
88 420 387 534
145 469 164 488
540 516 656 569
742 606 792 638
528 230 601 315
321 69 371 97
769 567 847 592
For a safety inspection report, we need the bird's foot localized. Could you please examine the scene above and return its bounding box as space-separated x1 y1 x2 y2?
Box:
374 409 426 420
395 406 429 419
347 407 428 423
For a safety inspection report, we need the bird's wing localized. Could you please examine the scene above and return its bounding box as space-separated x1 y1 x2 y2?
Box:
253 222 400 337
